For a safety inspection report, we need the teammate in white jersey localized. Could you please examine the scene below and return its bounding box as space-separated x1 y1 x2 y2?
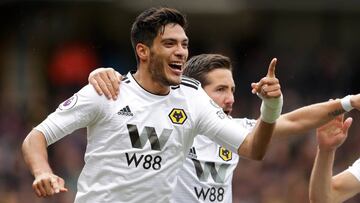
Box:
21 8 284 202
309 114 360 202
90 54 360 202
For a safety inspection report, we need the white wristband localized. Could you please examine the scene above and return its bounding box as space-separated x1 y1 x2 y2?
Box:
341 95 354 112
260 94 283 123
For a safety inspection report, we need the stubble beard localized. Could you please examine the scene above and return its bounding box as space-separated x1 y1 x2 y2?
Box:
149 51 180 86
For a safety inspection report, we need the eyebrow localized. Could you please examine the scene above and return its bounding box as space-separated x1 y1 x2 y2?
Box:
216 84 236 90
161 38 189 43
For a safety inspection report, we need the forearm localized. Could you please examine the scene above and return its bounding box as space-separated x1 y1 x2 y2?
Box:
274 99 344 138
238 120 275 160
309 148 336 203
22 129 52 177
239 92 281 160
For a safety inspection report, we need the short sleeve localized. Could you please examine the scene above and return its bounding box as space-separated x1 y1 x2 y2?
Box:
34 85 106 146
347 158 360 182
232 118 257 131
192 87 249 153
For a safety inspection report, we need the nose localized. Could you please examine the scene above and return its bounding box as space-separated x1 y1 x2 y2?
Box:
225 92 235 106
174 44 188 59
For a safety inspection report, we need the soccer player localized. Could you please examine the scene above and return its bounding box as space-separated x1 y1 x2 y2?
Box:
309 115 360 202
90 54 360 202
22 8 283 202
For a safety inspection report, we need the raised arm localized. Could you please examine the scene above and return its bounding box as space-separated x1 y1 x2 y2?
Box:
309 115 353 203
22 129 68 197
238 58 283 160
274 94 360 138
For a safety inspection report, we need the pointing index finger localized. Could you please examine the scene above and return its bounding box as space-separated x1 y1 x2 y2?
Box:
267 58 277 78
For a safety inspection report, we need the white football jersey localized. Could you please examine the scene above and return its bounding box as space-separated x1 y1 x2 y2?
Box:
35 72 250 203
172 118 256 203
347 158 360 182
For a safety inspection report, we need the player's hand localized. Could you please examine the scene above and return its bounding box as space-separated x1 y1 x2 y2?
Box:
251 58 282 98
32 172 68 197
88 67 122 100
316 115 352 151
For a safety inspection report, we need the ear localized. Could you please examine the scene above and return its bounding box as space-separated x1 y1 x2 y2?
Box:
136 43 150 62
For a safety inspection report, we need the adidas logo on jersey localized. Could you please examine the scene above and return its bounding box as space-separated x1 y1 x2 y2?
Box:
188 146 197 159
117 105 134 116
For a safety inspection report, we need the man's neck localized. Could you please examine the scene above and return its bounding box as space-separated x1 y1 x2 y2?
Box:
133 67 170 95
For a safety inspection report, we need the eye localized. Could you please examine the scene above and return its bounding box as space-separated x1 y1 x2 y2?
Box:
216 87 225 92
164 42 175 47
182 42 188 49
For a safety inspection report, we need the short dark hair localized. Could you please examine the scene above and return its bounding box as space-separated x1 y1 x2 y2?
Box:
183 54 232 87
131 7 187 63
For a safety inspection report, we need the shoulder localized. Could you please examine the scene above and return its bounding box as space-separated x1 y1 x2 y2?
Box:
172 76 201 91
121 74 131 84
74 84 110 108
77 84 103 98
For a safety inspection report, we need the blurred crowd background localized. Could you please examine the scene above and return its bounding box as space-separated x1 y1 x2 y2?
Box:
1 1 360 202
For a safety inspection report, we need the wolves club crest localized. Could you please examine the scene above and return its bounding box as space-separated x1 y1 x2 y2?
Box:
169 108 187 124
219 146 232 161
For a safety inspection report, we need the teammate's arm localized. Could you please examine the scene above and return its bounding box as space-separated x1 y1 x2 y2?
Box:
238 58 283 160
88 67 122 100
237 120 275 160
309 115 353 203
274 94 360 138
22 129 68 197
330 170 360 202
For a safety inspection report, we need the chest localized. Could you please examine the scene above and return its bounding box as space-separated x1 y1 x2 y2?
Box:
91 88 195 153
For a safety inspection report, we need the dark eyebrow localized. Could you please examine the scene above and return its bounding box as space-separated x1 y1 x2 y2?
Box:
161 38 177 43
216 84 236 92
161 38 188 43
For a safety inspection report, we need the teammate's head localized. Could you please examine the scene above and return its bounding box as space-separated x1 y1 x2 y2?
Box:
131 7 188 63
184 54 235 115
184 54 233 86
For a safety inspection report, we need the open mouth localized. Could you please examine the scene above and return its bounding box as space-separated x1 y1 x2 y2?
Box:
169 62 183 71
